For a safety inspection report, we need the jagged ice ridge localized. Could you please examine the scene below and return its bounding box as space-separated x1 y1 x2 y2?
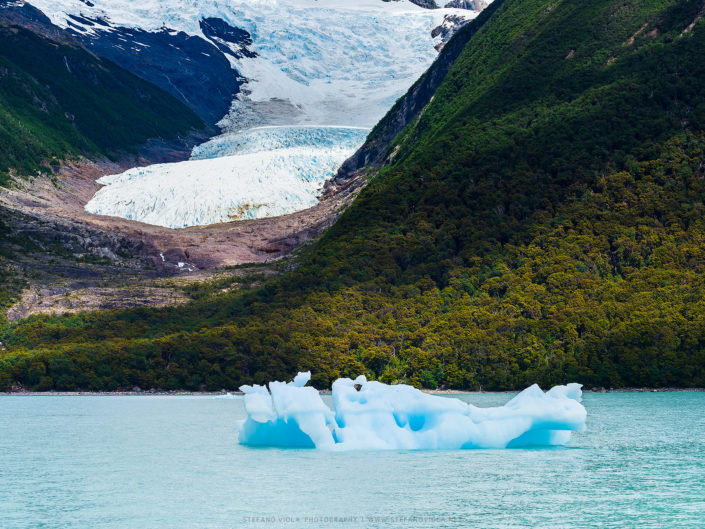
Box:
238 372 587 450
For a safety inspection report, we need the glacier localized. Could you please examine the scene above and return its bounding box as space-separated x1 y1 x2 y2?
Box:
27 0 483 228
28 0 476 127
85 126 368 227
238 372 587 450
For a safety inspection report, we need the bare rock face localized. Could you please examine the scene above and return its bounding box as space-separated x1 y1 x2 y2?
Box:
0 0 69 42
431 0 490 48
431 14 470 49
5 284 190 322
60 19 248 126
444 0 488 10
410 0 439 8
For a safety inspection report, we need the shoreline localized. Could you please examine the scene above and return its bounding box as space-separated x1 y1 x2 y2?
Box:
2 387 704 396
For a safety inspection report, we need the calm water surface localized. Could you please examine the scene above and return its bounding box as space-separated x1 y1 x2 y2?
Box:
1 392 703 528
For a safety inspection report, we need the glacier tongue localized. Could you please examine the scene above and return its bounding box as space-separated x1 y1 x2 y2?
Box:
85 126 369 228
191 125 369 160
50 0 483 228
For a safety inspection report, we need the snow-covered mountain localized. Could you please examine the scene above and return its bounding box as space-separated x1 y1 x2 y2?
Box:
20 0 488 228
28 0 478 126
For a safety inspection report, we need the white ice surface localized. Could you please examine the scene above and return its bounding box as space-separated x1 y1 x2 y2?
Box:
29 0 481 227
238 372 587 450
84 126 368 227
214 393 241 400
28 0 472 126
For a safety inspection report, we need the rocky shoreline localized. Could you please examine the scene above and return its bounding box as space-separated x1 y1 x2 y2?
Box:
2 387 703 396
0 389 242 397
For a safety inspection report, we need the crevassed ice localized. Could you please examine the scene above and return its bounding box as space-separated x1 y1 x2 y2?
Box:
29 0 471 126
54 0 477 228
85 127 368 228
191 126 370 160
238 372 587 450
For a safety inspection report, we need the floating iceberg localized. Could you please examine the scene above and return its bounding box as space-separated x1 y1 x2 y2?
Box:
238 372 587 450
214 393 241 400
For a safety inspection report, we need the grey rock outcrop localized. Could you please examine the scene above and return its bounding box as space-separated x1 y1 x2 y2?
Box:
432 14 470 48
445 0 488 10
335 0 502 181
410 0 439 8
62 19 249 125
0 2 253 125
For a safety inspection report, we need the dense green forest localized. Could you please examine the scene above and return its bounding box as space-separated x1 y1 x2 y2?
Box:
2 0 705 391
0 23 204 343
0 25 203 184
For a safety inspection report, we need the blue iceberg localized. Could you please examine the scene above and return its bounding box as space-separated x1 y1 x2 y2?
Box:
238 372 586 450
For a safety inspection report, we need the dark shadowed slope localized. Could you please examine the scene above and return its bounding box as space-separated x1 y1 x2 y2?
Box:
0 24 203 183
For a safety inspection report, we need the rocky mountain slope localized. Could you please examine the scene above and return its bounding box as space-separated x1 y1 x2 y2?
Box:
4 0 705 392
1 0 482 326
18 0 486 126
20 0 488 229
1 2 212 328
0 19 203 183
1 0 247 125
336 0 502 180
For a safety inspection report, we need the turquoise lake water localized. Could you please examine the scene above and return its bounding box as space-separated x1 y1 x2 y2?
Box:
1 392 703 528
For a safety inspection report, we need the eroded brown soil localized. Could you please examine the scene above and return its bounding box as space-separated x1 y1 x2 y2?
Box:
0 148 365 320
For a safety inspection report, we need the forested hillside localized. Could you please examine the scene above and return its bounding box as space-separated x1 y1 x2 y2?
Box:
0 25 203 184
2 0 705 391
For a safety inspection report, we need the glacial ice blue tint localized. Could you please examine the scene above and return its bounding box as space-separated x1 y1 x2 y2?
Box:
238 373 586 449
69 0 465 229
1 392 704 528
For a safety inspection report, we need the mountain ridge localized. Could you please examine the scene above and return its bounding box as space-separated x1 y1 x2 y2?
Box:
0 22 205 183
336 0 503 181
2 0 705 391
